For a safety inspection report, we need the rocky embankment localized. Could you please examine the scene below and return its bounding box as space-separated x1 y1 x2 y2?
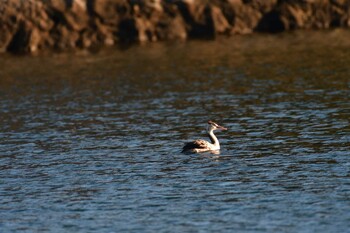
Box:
1 0 349 53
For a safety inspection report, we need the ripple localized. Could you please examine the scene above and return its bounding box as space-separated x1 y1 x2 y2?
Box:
1 33 350 232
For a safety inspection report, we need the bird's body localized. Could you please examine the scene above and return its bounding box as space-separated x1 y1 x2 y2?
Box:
182 121 227 153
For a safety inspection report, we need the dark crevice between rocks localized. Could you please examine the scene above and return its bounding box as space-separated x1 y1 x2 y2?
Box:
118 19 138 45
7 21 29 53
175 2 216 39
255 10 285 33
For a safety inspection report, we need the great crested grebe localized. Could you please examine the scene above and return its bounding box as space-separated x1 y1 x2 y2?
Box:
182 121 227 153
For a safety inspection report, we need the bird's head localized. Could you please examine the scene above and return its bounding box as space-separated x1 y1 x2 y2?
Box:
207 120 227 132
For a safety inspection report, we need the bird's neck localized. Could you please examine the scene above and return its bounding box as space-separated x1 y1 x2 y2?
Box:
208 129 219 147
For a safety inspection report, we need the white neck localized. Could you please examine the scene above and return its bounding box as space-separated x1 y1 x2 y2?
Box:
208 129 220 148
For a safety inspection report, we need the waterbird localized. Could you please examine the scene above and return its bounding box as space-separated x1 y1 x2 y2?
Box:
182 121 227 153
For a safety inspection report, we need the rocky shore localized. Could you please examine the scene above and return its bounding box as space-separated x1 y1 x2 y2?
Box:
1 0 349 53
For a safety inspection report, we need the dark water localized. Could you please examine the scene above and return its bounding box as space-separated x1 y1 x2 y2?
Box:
0 31 349 232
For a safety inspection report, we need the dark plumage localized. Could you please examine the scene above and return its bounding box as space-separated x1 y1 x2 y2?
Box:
182 140 210 153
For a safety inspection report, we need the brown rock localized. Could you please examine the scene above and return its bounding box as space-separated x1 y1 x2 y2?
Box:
0 0 350 53
211 5 231 34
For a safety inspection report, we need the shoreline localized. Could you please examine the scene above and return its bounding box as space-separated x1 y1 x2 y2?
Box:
1 0 350 54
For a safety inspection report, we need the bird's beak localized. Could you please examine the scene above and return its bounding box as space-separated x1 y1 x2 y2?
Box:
217 125 227 130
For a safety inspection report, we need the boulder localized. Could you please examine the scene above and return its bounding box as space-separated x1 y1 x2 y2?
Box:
0 0 349 53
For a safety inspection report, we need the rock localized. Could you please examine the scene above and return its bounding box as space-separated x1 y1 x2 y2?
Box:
211 5 231 34
0 0 349 53
176 1 216 38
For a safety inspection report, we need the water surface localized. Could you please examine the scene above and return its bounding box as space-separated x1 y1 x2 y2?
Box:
0 30 349 232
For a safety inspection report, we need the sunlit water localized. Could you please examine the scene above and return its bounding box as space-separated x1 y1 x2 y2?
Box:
0 31 349 232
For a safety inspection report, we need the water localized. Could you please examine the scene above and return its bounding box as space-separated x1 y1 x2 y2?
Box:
0 30 349 232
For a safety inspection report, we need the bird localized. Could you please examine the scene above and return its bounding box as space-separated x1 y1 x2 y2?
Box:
182 121 227 153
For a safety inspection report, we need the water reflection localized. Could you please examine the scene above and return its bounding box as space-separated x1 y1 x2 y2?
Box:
0 30 349 232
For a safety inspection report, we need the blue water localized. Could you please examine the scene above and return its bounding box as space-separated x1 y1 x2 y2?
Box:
0 31 349 232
